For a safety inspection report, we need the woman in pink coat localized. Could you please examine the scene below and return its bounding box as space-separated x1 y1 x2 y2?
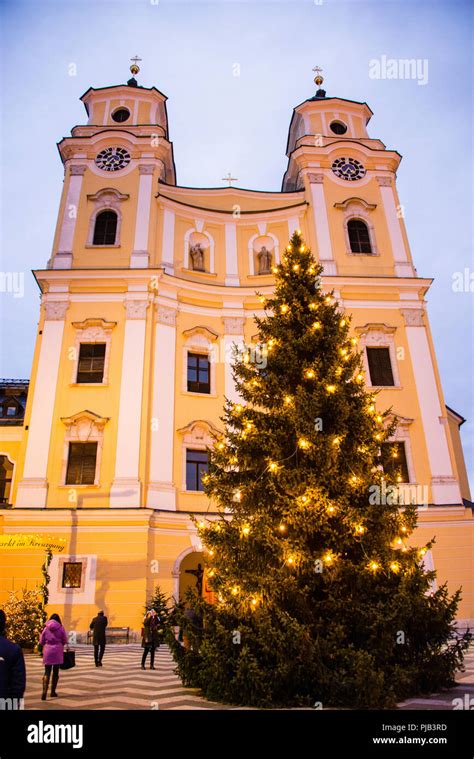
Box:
39 613 68 700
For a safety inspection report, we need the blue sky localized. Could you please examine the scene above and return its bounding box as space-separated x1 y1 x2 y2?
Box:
0 0 472 487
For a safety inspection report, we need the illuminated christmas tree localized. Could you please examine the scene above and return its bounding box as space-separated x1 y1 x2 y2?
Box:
3 588 46 650
173 231 469 708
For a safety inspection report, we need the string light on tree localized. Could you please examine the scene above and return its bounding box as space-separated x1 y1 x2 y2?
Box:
298 438 311 450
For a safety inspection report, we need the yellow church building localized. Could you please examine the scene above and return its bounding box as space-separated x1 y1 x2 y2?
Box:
1 66 472 636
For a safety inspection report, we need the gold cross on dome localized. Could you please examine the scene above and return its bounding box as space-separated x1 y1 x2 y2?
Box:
222 172 238 187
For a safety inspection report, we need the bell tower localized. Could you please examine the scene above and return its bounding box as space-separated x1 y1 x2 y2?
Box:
50 58 176 270
282 68 416 279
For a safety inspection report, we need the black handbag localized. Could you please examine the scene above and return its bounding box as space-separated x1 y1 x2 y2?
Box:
60 648 76 670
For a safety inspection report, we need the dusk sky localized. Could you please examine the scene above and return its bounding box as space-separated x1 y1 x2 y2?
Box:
0 0 472 486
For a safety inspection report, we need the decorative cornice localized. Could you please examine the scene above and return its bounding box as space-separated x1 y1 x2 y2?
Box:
182 324 218 341
376 176 392 187
139 164 155 175
61 410 109 430
69 165 87 177
124 300 149 320
355 322 396 336
334 196 377 211
87 188 129 202
222 316 246 335
72 318 116 332
177 419 221 437
156 305 178 326
400 309 425 327
389 413 414 428
44 301 69 321
307 173 325 184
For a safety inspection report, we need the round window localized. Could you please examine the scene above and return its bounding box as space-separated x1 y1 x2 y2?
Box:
111 108 130 123
330 121 347 135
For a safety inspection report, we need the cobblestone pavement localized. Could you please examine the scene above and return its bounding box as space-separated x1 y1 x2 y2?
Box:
22 643 474 710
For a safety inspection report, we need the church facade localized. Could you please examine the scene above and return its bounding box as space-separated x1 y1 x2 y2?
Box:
0 71 472 635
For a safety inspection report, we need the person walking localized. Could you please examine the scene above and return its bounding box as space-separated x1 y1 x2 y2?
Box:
0 609 26 704
89 610 108 667
39 613 68 701
140 609 161 670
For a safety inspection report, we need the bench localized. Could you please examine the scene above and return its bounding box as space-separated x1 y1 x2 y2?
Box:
87 626 130 644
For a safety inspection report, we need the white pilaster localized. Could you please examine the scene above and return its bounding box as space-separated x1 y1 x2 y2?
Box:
161 208 175 274
147 305 177 510
222 316 245 403
377 176 414 277
53 166 86 269
130 165 154 268
110 298 148 507
225 223 239 286
287 216 300 240
16 300 69 507
402 309 461 505
308 174 337 275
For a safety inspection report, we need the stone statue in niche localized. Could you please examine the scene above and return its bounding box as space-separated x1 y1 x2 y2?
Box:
257 245 272 274
190 243 205 271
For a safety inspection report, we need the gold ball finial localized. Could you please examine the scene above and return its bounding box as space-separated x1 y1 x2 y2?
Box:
312 65 324 87
130 55 142 77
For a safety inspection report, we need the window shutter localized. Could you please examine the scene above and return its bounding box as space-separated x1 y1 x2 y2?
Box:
66 442 98 485
81 443 98 484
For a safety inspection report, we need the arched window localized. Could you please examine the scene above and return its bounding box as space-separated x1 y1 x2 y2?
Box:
92 210 118 246
347 219 372 254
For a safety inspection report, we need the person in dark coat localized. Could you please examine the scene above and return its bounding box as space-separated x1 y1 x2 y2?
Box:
0 609 26 703
140 609 161 670
89 611 108 667
39 613 68 700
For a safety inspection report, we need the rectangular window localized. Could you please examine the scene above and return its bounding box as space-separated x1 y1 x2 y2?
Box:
77 343 106 384
366 347 395 386
381 442 410 483
65 442 98 485
187 352 210 394
186 449 209 491
61 562 83 589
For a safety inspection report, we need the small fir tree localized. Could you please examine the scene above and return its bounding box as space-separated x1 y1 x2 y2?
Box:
173 231 469 708
145 586 173 643
3 588 46 649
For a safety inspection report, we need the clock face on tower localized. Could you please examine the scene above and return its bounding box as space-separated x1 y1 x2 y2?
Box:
331 157 366 181
95 146 131 172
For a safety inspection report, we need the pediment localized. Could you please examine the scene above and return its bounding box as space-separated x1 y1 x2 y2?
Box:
61 410 110 430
